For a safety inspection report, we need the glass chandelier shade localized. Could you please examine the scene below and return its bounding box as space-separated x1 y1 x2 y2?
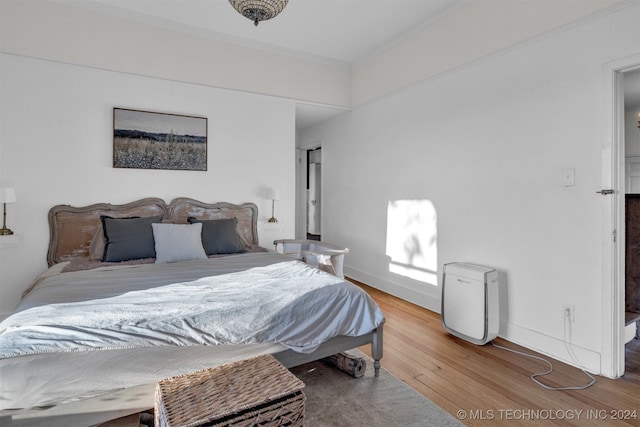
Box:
229 0 289 26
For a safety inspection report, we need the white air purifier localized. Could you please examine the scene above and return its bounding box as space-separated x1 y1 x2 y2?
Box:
441 262 499 345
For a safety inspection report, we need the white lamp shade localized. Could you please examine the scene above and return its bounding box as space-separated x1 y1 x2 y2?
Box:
0 188 16 203
267 189 280 201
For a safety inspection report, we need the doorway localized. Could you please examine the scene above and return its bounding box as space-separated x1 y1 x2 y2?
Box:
295 143 322 241
623 68 640 375
601 56 640 379
306 148 322 240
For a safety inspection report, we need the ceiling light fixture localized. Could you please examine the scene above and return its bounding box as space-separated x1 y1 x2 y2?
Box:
229 0 288 26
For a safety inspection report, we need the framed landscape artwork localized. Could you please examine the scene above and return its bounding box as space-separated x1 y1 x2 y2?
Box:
113 108 207 171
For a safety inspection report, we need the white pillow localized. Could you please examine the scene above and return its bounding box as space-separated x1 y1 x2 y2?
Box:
152 223 207 264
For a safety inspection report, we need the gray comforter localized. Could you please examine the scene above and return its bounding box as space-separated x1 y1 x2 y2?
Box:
0 252 384 412
0 252 384 358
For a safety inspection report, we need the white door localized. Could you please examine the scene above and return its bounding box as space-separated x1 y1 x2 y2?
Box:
307 162 321 235
626 156 640 193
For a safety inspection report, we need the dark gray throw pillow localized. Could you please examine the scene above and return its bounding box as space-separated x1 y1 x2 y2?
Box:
101 215 163 262
187 217 245 255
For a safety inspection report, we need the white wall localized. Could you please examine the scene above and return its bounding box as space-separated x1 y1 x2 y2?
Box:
0 54 296 314
0 0 351 108
299 4 639 375
626 111 640 157
351 0 625 106
2 1 620 111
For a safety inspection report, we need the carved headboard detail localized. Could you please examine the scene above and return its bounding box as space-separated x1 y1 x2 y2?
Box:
47 198 259 266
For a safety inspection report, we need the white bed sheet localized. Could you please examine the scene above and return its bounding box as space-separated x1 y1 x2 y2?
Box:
0 252 384 411
0 343 283 412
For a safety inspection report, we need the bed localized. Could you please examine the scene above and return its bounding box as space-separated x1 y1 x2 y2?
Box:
0 197 384 427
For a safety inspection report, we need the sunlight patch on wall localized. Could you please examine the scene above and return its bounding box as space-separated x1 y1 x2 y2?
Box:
386 199 438 285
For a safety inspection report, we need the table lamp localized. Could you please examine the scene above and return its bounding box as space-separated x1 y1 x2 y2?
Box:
0 188 16 235
267 189 280 223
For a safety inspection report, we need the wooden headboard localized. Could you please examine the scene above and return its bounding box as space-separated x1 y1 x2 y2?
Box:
47 198 259 266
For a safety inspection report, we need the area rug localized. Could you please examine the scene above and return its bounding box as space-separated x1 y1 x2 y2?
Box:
101 351 463 427
290 350 463 427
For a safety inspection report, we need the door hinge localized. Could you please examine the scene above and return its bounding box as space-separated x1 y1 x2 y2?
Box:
613 229 617 243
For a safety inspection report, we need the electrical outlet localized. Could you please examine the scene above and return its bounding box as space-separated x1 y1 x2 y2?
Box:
563 305 575 323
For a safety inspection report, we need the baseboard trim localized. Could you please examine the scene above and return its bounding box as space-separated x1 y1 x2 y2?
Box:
502 321 603 377
345 266 604 377
344 266 441 313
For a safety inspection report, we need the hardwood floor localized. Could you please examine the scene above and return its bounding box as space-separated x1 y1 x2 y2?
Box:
352 280 640 426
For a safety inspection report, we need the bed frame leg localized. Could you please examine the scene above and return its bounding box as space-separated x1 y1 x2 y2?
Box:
371 323 384 377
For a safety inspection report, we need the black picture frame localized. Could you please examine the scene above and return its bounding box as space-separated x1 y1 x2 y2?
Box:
113 108 207 171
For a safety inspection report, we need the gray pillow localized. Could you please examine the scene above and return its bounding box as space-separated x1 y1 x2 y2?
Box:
101 215 163 262
187 217 245 255
152 223 207 264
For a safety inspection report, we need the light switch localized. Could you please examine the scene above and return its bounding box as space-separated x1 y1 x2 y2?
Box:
561 168 575 186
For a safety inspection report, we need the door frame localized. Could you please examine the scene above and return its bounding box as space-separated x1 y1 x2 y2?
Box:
601 54 640 378
295 140 322 239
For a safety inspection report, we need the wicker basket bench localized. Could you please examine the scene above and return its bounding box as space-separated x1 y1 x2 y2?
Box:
155 354 305 427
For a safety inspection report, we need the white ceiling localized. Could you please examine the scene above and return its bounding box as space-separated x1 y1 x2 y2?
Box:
70 0 463 64
63 0 637 129
65 0 463 129
295 103 350 131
